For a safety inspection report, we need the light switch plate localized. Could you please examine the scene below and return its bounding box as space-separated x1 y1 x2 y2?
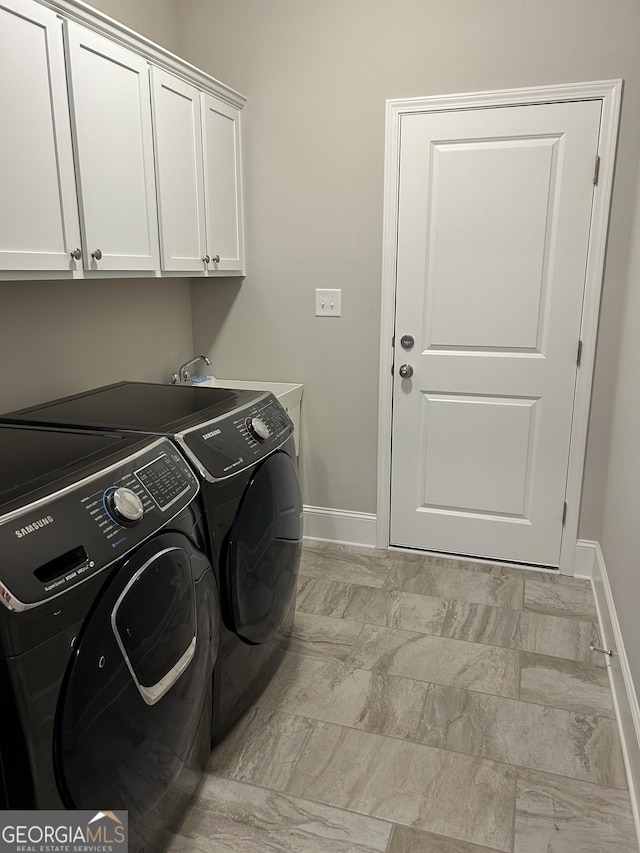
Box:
315 288 342 317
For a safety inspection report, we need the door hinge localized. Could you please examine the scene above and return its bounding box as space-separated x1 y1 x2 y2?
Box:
562 502 568 526
593 155 600 186
577 340 583 368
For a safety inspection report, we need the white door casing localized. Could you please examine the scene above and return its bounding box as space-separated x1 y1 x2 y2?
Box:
0 0 81 271
377 82 622 573
64 21 159 271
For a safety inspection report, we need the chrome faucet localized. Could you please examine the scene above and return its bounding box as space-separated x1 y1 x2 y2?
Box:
171 355 211 384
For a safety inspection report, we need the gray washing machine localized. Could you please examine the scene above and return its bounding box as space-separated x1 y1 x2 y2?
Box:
0 425 219 852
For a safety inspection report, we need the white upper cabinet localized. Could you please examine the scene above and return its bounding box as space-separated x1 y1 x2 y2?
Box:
202 94 244 275
0 0 245 279
150 67 207 272
0 0 81 271
151 68 245 276
64 21 160 271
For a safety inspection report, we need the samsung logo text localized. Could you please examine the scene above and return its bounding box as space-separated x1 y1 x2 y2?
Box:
202 428 222 441
15 516 54 539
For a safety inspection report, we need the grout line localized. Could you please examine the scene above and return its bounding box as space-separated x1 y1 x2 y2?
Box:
511 770 518 853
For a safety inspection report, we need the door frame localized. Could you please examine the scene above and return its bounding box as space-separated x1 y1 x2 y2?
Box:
376 80 622 573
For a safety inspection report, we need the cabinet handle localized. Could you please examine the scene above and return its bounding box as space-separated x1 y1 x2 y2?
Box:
212 254 220 264
70 248 82 261
91 249 103 261
202 255 210 264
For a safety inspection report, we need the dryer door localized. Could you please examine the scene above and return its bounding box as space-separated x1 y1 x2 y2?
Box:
54 531 219 852
226 450 302 644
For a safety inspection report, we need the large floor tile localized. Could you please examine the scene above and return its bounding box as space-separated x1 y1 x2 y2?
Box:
259 652 430 739
442 600 604 665
524 578 597 619
417 684 627 788
168 775 392 853
352 625 520 697
520 651 615 717
297 575 448 634
514 769 637 852
299 543 392 588
385 561 524 610
442 600 520 647
517 609 604 665
208 706 314 791
388 824 503 853
286 721 516 852
282 611 363 664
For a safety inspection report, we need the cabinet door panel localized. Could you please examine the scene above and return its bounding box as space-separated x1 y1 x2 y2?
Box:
65 22 159 271
0 0 81 271
202 95 244 274
151 67 207 272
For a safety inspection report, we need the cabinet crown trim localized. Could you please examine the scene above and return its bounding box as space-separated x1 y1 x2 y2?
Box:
39 0 246 109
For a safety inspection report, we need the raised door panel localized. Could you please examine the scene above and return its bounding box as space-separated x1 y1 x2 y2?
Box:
65 21 159 271
151 67 207 272
0 0 81 271
202 94 244 274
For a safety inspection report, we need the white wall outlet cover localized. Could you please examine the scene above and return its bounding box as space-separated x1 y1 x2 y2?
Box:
315 288 342 317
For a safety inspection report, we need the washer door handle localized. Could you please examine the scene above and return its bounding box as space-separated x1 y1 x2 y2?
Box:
110 547 197 706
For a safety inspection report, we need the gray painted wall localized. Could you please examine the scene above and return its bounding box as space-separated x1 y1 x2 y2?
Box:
601 167 640 705
0 0 192 415
180 0 640 537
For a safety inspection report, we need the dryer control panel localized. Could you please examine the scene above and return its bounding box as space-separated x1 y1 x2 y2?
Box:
0 438 199 611
179 393 294 481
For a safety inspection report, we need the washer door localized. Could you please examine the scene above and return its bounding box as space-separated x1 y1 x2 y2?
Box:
54 531 218 851
226 450 302 644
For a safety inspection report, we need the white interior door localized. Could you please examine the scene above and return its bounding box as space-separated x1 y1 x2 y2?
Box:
390 100 602 567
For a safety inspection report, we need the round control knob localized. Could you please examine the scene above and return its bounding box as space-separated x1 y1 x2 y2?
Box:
106 487 144 525
246 416 270 442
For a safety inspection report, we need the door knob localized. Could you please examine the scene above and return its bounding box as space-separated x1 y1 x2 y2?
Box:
91 249 102 261
399 364 414 378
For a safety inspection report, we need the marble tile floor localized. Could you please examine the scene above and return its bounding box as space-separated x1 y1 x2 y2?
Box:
169 542 638 853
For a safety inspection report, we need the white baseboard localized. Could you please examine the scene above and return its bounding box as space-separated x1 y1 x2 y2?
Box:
303 505 377 548
584 539 640 847
574 538 598 579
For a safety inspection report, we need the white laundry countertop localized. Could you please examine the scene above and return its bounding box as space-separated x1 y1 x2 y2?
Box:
193 377 302 409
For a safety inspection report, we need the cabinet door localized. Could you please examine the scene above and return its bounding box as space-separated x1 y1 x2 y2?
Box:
150 67 207 272
202 94 244 274
65 22 159 271
0 0 81 271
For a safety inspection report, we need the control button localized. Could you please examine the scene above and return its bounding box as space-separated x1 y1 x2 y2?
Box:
245 416 270 442
106 487 144 525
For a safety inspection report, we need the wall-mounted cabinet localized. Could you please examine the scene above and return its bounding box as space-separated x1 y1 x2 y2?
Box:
201 94 244 274
0 0 246 280
151 68 244 275
0 0 81 271
65 21 160 271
